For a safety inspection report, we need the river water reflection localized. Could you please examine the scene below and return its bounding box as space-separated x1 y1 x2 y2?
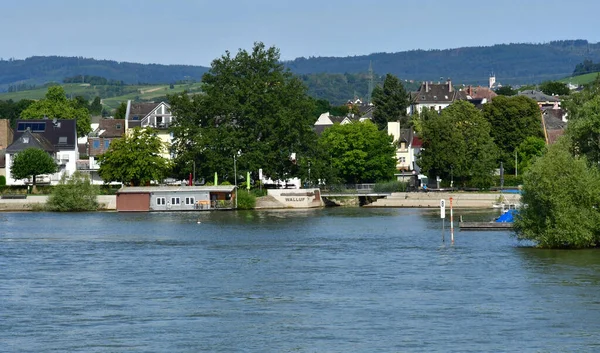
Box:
1 208 600 352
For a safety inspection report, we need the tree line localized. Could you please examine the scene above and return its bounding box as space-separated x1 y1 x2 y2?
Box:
572 59 600 76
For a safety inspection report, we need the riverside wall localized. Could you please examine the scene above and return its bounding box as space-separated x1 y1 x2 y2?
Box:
366 192 520 208
0 195 117 211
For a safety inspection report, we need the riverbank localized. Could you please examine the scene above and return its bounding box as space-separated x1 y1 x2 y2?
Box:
0 192 519 211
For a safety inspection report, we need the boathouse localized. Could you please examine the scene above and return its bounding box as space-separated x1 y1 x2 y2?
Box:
116 185 236 212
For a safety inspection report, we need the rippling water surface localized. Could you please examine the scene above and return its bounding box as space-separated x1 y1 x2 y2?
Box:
1 208 600 352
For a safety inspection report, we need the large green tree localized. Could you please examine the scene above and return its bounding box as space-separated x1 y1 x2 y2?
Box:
98 127 172 186
318 120 396 184
418 100 497 188
516 136 546 175
11 147 58 186
168 42 316 184
514 138 600 248
371 74 410 130
20 86 92 137
482 95 544 169
539 81 570 96
494 85 517 96
564 94 600 165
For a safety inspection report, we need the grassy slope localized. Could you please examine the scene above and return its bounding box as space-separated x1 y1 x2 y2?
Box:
0 82 203 111
560 72 600 85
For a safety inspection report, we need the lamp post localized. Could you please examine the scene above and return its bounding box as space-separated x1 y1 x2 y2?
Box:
233 153 238 209
450 165 453 189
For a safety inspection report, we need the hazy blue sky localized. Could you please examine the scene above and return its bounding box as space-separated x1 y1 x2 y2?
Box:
2 0 599 66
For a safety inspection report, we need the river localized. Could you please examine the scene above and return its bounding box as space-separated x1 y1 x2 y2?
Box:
1 209 600 352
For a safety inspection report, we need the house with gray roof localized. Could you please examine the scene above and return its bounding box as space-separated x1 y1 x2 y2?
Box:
5 119 78 185
518 90 560 108
408 79 468 115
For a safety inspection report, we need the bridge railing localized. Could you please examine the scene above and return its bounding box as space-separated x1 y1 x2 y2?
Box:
321 184 376 194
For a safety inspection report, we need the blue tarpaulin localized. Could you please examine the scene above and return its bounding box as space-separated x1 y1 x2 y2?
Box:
495 209 518 223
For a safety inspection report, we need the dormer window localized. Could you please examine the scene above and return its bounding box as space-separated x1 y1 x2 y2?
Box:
58 137 67 145
116 123 122 129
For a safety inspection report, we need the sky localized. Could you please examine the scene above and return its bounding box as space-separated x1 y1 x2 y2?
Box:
2 0 600 67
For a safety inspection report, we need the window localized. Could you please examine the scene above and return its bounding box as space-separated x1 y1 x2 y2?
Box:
104 140 110 149
133 115 139 120
116 123 121 129
93 140 100 149
171 197 180 205
185 197 195 205
58 136 67 145
398 157 406 164
156 197 166 205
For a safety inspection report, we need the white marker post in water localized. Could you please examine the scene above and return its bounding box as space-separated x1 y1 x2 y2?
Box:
450 197 454 244
440 199 446 242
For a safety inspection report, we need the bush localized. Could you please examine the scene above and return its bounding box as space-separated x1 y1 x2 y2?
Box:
251 188 267 197
46 171 100 212
514 141 600 248
236 190 256 210
373 180 408 193
0 175 5 186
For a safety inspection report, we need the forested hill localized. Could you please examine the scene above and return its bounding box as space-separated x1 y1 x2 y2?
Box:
0 56 210 90
286 40 600 86
2 40 600 103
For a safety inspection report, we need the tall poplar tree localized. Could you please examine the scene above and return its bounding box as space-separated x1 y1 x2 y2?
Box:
371 74 410 130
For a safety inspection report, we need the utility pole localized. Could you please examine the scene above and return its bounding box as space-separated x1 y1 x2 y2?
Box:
367 61 374 104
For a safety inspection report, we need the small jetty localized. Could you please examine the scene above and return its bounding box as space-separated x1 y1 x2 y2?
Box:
459 222 513 231
459 204 517 231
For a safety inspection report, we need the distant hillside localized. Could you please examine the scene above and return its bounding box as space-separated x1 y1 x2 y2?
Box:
2 40 600 105
286 40 600 86
0 56 209 92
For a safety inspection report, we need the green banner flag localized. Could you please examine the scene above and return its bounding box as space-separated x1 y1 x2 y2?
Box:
214 172 218 186
247 172 251 190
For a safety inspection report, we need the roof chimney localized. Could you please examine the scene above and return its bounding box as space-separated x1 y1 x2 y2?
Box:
425 81 429 93
447 79 452 92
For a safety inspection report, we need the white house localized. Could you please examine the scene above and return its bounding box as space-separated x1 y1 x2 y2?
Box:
5 119 78 185
387 122 422 180
125 100 175 159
